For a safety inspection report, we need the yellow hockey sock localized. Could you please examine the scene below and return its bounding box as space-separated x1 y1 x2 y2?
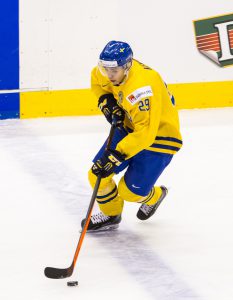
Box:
88 169 124 216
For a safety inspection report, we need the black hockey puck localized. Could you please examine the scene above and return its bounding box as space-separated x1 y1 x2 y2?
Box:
67 281 78 287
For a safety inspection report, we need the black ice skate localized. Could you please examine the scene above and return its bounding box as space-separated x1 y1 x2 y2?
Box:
81 212 121 232
137 186 168 220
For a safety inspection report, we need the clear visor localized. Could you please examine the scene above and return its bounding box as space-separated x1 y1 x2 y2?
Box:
98 60 125 77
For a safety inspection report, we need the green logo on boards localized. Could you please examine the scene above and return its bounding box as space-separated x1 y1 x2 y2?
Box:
193 13 233 67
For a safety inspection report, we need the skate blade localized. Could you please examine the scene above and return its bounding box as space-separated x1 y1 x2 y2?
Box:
79 224 119 233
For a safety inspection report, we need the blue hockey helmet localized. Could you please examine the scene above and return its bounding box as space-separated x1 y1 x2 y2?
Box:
99 40 133 68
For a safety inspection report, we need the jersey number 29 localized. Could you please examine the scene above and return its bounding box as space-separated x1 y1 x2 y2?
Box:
138 99 150 111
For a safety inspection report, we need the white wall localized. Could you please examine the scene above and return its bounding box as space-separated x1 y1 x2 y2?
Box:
19 0 233 91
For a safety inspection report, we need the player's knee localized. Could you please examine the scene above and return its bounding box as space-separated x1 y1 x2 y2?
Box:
88 168 115 190
118 176 145 203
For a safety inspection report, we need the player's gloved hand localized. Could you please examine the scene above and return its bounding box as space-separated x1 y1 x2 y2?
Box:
98 93 125 127
92 149 126 178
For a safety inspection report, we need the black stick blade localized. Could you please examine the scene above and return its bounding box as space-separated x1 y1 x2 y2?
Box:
44 266 73 279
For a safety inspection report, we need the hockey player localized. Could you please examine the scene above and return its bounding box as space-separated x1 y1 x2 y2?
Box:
81 40 182 231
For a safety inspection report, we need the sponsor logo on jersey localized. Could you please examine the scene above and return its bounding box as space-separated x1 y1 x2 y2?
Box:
128 94 136 103
193 13 233 67
126 86 153 105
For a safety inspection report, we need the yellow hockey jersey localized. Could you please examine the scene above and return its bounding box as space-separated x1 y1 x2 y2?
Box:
91 59 182 159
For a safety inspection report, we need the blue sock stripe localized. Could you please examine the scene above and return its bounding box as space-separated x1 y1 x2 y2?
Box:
142 188 155 204
150 144 181 152
155 136 183 144
96 191 118 204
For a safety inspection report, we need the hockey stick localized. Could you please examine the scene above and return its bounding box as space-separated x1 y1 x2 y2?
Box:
44 118 117 279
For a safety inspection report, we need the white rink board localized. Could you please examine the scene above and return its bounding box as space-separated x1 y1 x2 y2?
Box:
19 0 233 90
19 0 49 90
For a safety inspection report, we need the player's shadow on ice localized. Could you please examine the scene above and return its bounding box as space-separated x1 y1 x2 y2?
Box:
89 229 201 300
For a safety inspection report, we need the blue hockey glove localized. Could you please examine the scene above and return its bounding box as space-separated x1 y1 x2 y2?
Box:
92 149 126 178
98 94 125 127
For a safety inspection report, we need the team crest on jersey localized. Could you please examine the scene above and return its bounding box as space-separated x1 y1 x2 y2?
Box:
193 13 233 67
126 86 153 105
118 91 123 104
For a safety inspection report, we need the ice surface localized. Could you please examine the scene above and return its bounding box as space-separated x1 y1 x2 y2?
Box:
0 108 233 300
